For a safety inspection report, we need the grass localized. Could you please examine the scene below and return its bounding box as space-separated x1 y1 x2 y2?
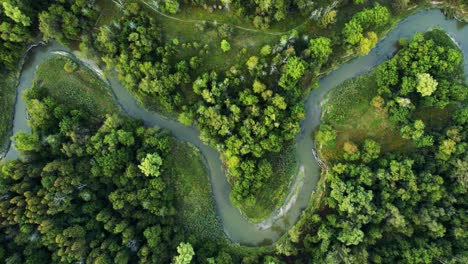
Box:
147 8 281 74
96 0 124 27
33 56 119 116
238 145 298 222
168 141 224 241
320 70 413 161
0 69 22 153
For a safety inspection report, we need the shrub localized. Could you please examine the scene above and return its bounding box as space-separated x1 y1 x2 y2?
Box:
64 59 78 73
220 39 231 52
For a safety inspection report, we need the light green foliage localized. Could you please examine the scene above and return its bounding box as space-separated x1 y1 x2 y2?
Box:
343 20 363 45
279 56 306 90
178 111 194 125
361 139 380 163
316 125 336 148
63 59 78 73
253 80 266 93
163 0 180 14
2 2 31 26
13 131 41 152
139 153 163 177
220 39 231 52
357 31 378 55
309 37 332 64
246 55 259 70
343 4 390 46
260 45 272 56
320 10 337 28
416 73 438 96
354 0 367 4
174 242 195 264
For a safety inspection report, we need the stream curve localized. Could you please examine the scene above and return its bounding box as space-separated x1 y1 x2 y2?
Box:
4 9 467 246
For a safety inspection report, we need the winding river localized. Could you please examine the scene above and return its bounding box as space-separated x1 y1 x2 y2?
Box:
3 9 467 246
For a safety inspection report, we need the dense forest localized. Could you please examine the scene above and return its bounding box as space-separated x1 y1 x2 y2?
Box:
0 0 466 263
304 30 467 263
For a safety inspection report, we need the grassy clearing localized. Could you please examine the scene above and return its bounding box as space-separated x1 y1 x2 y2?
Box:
0 70 21 153
168 141 224 241
320 71 413 161
238 145 298 222
33 56 119 116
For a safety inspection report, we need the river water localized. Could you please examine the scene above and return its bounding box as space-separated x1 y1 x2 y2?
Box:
4 9 467 245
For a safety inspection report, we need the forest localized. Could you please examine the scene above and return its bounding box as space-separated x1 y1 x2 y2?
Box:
308 29 467 263
0 0 466 263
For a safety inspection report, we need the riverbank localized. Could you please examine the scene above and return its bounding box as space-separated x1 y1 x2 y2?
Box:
0 42 45 154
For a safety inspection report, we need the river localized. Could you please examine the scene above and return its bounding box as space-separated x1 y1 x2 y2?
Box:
3 9 467 246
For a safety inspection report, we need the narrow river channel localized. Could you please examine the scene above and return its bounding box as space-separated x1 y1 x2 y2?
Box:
4 9 467 245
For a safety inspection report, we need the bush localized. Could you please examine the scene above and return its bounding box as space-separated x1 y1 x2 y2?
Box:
64 59 78 73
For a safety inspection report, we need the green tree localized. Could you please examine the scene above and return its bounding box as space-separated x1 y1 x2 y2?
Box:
2 2 31 26
357 31 378 55
139 153 163 177
163 0 179 14
246 56 259 71
316 125 336 148
13 131 41 152
343 20 363 45
64 59 78 73
309 37 332 64
416 73 438 97
174 242 194 264
260 45 272 56
320 10 337 28
278 56 306 90
220 39 231 52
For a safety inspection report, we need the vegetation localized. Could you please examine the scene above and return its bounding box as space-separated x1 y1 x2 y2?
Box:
0 55 227 263
33 56 119 116
291 29 467 263
84 0 428 220
1 0 466 262
320 71 413 161
0 0 53 151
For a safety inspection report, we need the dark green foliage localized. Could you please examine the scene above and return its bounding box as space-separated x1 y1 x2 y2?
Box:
39 0 98 45
375 30 467 146
342 4 391 46
185 33 309 204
